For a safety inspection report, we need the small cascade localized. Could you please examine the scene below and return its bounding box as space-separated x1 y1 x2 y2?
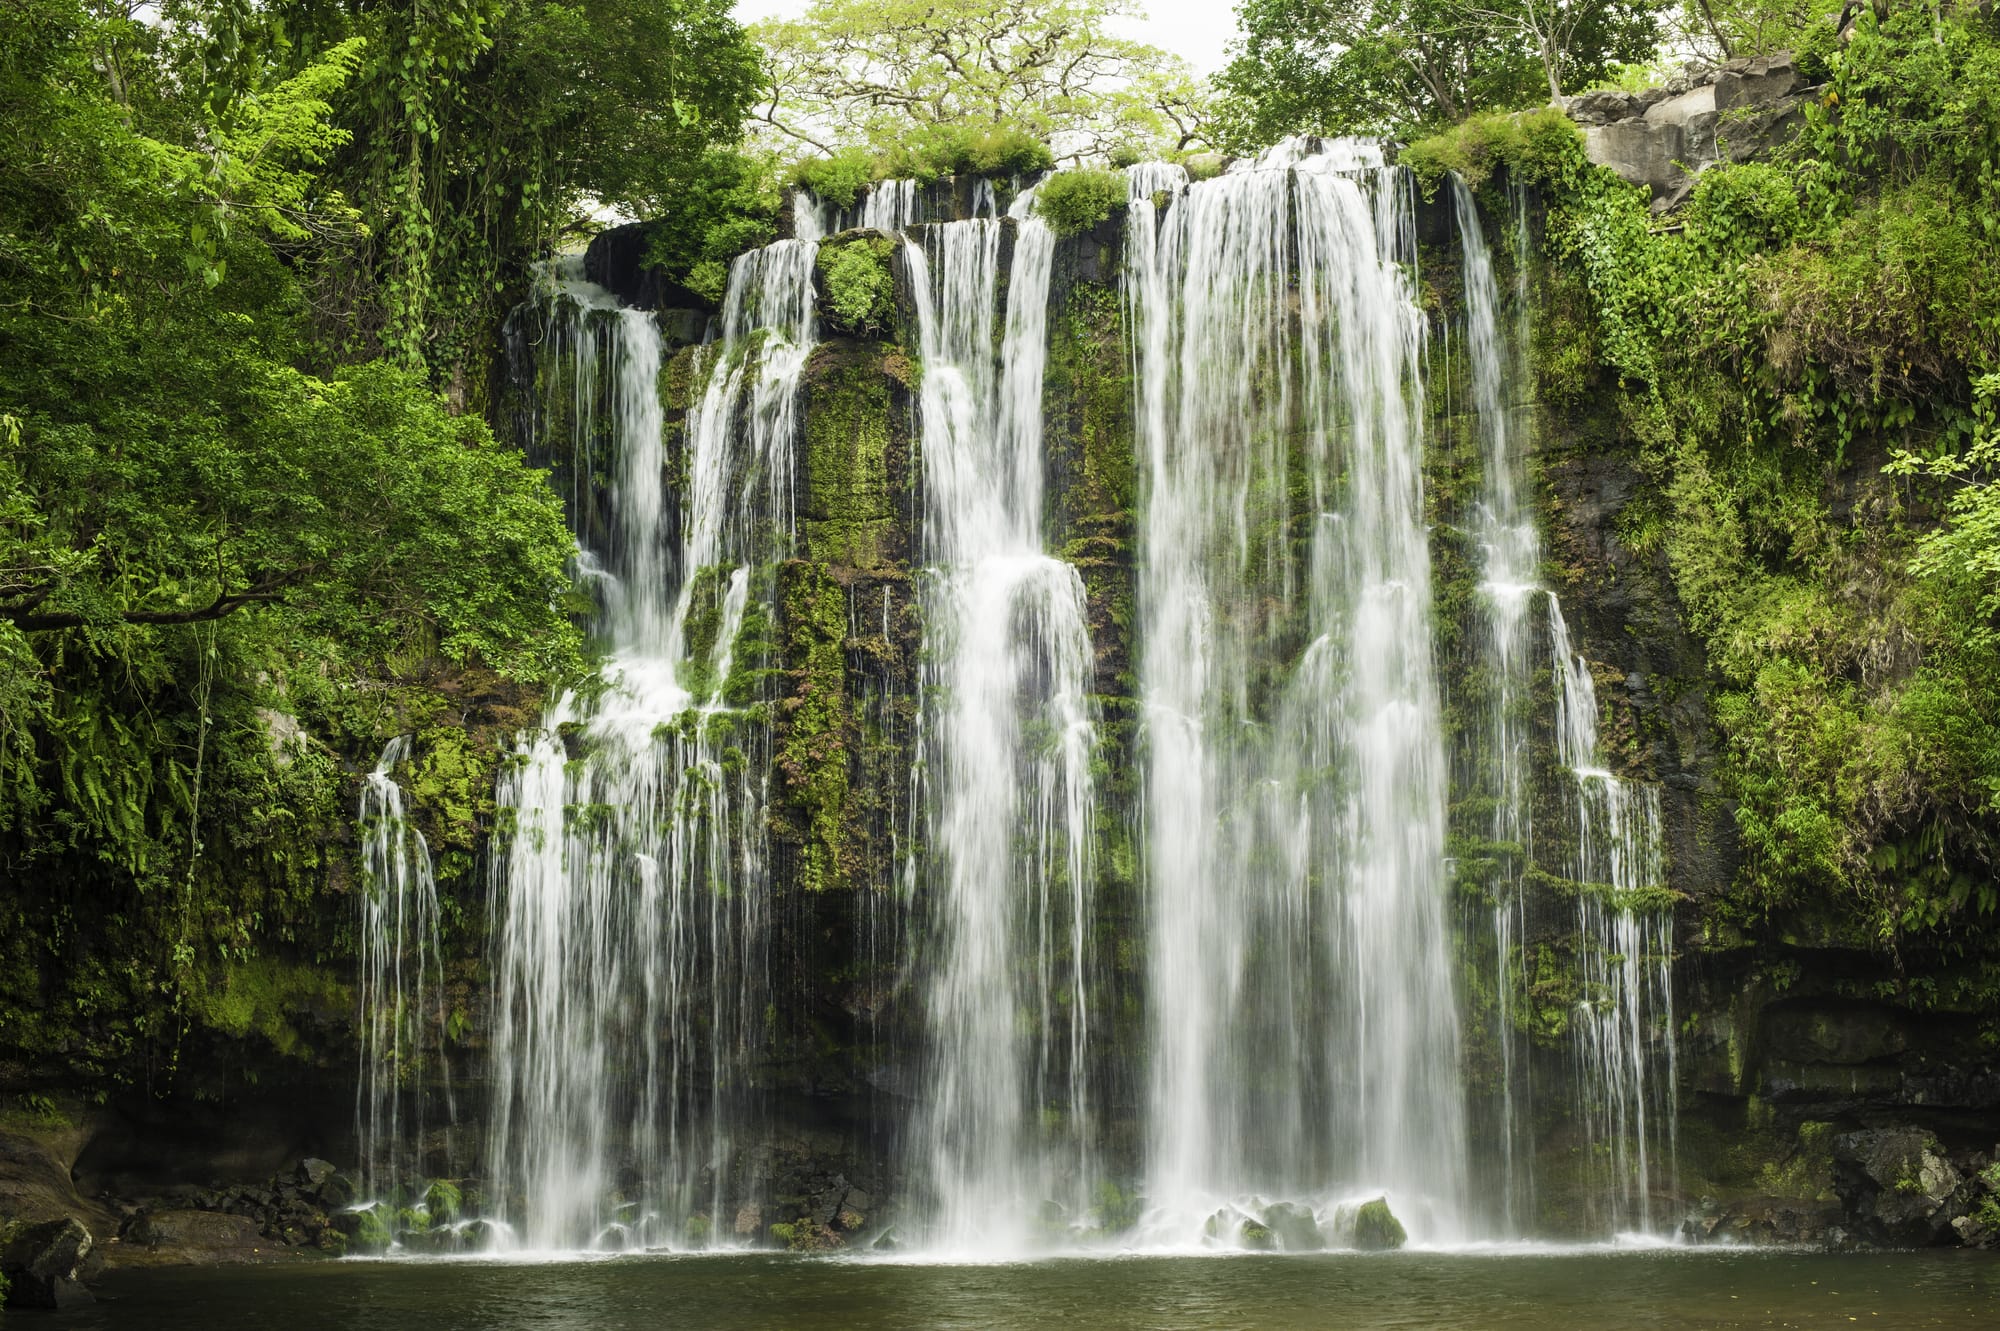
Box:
1549 605 1678 1235
900 200 1102 1251
354 736 452 1206
1453 178 1541 1231
1127 139 1468 1243
486 232 817 1250
1452 175 1677 1238
802 178 925 239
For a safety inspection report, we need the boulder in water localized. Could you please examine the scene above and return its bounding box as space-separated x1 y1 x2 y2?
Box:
1203 1207 1275 1250
1262 1201 1324 1251
1 1216 94 1308
1833 1128 1966 1244
1352 1198 1406 1251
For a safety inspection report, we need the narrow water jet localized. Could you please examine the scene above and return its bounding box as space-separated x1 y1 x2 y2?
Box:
355 735 452 1206
1551 606 1678 1234
1453 176 1678 1238
1454 178 1541 1233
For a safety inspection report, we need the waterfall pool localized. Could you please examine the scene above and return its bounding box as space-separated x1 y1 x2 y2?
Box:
74 1248 2000 1328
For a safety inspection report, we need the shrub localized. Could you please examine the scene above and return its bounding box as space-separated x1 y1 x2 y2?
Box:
795 148 877 210
1035 168 1127 237
685 258 730 305
1398 106 1583 195
818 237 897 335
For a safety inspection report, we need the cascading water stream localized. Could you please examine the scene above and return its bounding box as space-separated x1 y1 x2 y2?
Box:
1452 179 1677 1237
1454 179 1541 1232
1550 608 1678 1235
901 190 1103 1252
1127 140 1468 1245
486 231 817 1251
355 735 452 1207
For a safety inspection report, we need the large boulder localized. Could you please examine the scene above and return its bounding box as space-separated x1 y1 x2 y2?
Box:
1 1216 94 1308
295 1158 338 1189
1568 51 1807 211
1261 1201 1325 1251
1833 1128 1965 1244
119 1208 268 1264
1351 1197 1407 1251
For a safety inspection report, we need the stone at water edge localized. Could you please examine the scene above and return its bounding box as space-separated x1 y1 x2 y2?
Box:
1261 1201 1325 1251
1 1216 94 1308
296 1158 338 1189
121 1208 293 1263
1352 1198 1406 1251
1833 1128 1967 1245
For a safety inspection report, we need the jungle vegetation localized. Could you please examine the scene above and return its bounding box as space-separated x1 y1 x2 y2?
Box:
1 0 1996 1096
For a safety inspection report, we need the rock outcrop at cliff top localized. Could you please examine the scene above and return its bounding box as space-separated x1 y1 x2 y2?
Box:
1564 53 1808 211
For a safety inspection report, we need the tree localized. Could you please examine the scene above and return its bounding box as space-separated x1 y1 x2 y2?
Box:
0 0 582 1077
752 0 1215 164
1214 0 1663 145
1462 0 1666 100
171 0 765 388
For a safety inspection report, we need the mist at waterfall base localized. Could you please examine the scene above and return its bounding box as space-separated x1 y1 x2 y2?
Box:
352 140 1683 1259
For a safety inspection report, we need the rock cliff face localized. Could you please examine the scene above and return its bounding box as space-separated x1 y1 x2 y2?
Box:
1565 53 1809 210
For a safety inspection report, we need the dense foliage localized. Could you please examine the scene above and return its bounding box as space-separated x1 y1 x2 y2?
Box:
0 0 671 1086
1410 8 2000 948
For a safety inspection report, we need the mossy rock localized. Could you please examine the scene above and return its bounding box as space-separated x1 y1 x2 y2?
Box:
1352 1197 1407 1250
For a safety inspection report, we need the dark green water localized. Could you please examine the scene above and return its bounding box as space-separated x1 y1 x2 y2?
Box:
73 1249 1999 1329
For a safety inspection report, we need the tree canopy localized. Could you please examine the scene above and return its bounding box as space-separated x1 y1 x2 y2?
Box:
753 0 1214 164
1214 0 1662 143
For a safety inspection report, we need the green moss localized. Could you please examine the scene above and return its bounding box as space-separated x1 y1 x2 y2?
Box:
424 1179 463 1225
801 345 896 570
191 955 348 1059
777 561 852 891
1352 1197 1407 1250
1754 1120 1837 1201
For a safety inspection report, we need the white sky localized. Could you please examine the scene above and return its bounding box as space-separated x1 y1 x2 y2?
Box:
732 0 1245 75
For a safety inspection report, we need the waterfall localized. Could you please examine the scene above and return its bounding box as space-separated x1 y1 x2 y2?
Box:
1550 607 1678 1235
1127 140 1469 1243
355 735 451 1206
486 234 816 1251
1453 178 1676 1236
901 196 1103 1251
1455 179 1541 1232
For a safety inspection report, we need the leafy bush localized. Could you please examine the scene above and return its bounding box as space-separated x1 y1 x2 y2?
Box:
640 148 780 304
1035 168 1128 237
686 258 731 305
817 237 897 335
796 148 878 210
1398 106 1583 194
